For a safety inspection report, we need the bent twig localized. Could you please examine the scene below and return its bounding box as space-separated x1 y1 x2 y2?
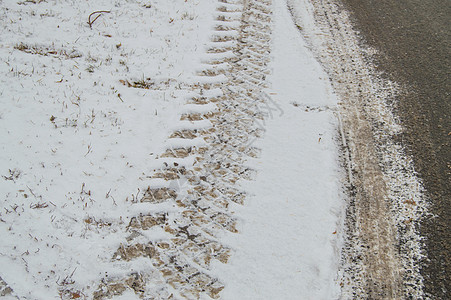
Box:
88 10 111 29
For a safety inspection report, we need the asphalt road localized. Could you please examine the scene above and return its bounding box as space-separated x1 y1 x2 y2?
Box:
340 0 450 297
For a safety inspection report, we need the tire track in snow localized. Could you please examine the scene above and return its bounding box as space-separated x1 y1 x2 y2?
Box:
287 0 428 298
92 0 273 298
0 276 13 297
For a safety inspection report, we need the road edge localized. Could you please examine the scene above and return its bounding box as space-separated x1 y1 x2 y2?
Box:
286 0 429 298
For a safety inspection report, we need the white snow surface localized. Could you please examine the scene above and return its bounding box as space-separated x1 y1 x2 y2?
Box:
0 0 345 298
0 0 217 298
216 0 343 298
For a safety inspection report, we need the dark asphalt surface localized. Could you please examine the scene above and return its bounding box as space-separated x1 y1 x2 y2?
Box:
340 0 450 298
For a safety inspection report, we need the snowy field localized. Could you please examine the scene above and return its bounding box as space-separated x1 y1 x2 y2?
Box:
217 0 344 298
0 0 217 298
0 0 347 299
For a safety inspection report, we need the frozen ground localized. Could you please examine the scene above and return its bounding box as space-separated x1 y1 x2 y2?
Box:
0 0 427 299
0 0 218 298
216 0 343 298
287 0 428 298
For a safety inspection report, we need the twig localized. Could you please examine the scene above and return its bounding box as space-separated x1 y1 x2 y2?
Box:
88 11 111 29
84 144 92 157
27 185 37 198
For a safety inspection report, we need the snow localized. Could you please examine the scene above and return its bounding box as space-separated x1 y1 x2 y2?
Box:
0 0 346 298
287 0 428 297
0 0 218 298
215 0 344 298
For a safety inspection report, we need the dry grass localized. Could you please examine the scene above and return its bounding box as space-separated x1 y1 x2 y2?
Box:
14 43 82 59
17 0 46 5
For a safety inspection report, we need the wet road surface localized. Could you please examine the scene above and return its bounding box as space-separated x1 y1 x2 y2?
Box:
340 0 450 297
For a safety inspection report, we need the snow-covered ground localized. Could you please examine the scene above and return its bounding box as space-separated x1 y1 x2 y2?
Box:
287 0 428 298
0 0 395 299
0 0 218 298
216 0 344 298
